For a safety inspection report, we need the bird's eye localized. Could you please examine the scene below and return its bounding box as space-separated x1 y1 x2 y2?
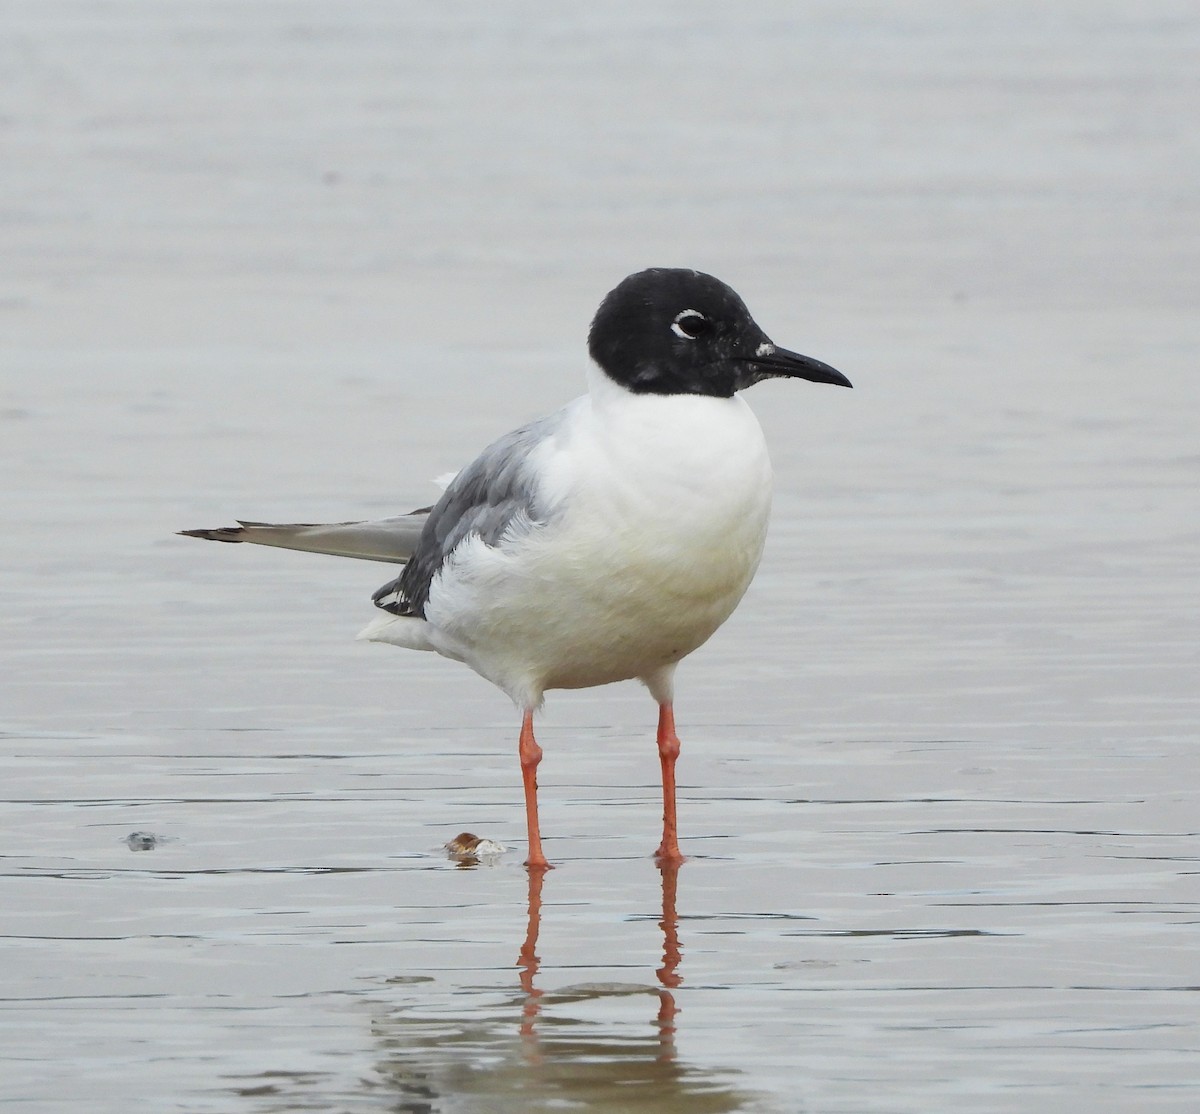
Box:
671 309 710 339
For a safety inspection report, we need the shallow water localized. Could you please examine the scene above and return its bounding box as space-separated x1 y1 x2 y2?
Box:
3 3 1198 1112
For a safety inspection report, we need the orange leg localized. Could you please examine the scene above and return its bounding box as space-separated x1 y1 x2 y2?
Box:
654 703 685 864
519 710 551 870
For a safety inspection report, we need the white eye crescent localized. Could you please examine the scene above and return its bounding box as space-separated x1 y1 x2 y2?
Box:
671 309 709 339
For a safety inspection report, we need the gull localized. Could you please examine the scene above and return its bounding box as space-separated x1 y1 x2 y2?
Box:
181 268 851 868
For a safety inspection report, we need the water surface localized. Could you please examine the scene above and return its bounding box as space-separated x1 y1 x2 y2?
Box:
3 3 1197 1111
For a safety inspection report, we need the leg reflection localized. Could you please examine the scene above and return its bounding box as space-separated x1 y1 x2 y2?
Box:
515 861 684 1064
516 864 547 1053
655 859 681 1061
371 862 754 1109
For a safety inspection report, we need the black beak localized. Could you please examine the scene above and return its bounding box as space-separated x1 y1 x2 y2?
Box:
736 345 852 389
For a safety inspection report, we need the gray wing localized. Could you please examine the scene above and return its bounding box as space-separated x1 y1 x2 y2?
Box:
179 513 430 564
374 412 561 618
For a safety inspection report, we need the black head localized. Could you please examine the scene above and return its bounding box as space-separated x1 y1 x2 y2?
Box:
587 268 851 398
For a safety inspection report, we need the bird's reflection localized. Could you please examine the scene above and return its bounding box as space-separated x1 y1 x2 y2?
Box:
366 861 753 1113
516 861 682 1064
516 865 545 1049
655 859 682 1057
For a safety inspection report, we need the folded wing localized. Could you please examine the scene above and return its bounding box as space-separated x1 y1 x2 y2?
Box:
178 513 431 564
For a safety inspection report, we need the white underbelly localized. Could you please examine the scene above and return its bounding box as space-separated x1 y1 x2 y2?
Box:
529 514 766 689
428 507 768 694
425 390 774 701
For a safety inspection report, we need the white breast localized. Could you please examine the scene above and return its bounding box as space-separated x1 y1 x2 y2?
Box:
423 370 774 707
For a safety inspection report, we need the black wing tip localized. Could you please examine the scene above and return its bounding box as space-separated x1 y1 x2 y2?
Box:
374 598 410 616
177 519 274 541
371 574 415 616
177 527 246 543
